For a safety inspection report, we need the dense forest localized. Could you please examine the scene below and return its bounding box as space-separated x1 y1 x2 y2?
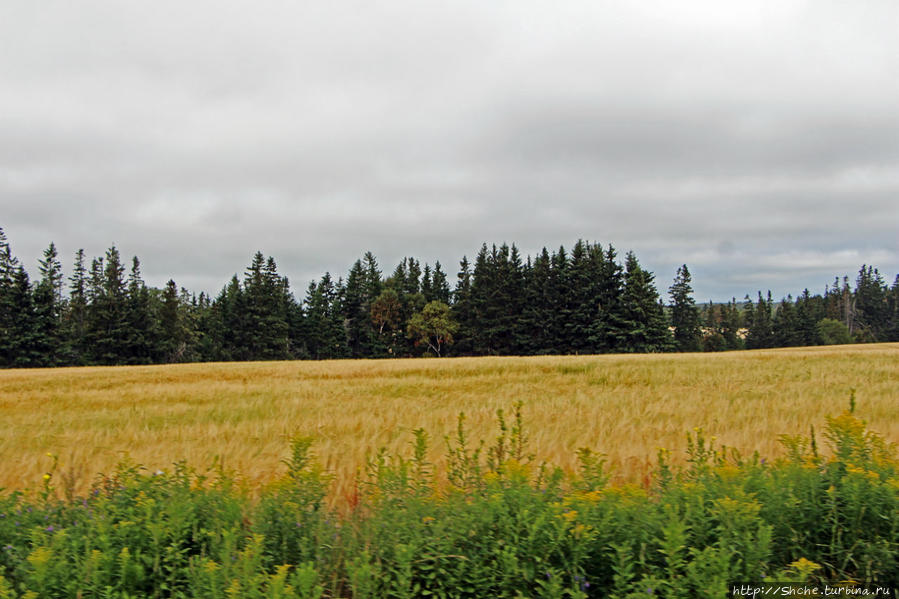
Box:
1 226 897 367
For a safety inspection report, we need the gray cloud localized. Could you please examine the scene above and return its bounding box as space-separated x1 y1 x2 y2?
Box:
1 0 897 302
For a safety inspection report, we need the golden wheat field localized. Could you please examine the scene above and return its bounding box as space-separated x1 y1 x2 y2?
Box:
1 343 897 503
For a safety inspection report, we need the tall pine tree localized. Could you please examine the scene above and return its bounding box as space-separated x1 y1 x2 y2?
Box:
668 264 702 352
617 252 672 353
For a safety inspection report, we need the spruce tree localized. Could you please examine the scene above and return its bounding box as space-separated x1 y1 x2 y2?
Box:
590 244 629 352
795 289 821 347
519 248 554 355
467 246 492 354
0 227 21 366
239 253 291 360
361 251 384 356
264 256 293 359
668 264 702 352
304 273 345 359
563 240 596 353
123 256 155 364
745 291 775 349
343 259 373 358
87 247 128 364
430 261 451 305
887 275 899 341
420 264 434 303
773 295 802 348
6 266 40 366
159 280 184 362
32 243 65 366
209 276 245 361
854 265 888 342
720 298 744 350
450 256 474 355
618 252 672 353
548 246 570 353
64 249 89 365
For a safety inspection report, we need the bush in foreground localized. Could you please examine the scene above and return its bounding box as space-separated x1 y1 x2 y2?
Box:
0 402 897 598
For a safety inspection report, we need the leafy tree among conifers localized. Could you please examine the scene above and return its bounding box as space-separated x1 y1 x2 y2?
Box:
0 225 897 368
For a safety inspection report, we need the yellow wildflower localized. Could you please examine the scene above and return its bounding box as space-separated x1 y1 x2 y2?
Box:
560 510 578 523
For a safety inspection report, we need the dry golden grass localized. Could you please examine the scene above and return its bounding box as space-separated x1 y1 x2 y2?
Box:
1 343 897 503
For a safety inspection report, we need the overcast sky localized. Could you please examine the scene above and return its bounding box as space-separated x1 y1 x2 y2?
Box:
2 1 897 302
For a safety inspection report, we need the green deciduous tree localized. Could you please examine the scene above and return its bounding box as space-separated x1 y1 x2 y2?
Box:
407 300 458 356
817 318 852 345
370 288 402 355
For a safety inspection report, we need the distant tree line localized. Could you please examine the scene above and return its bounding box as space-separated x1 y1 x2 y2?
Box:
1 227 897 367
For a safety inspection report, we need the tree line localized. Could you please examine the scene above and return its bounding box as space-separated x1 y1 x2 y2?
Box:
1 227 897 367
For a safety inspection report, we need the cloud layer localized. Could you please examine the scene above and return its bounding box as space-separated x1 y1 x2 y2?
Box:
2 0 897 300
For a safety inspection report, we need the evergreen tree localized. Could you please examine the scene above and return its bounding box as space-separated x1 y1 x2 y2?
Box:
263 255 293 359
488 243 524 354
589 244 630 352
853 265 889 342
888 276 899 342
0 227 21 366
564 240 597 353
450 256 475 355
720 298 744 350
241 252 268 360
745 291 775 349
519 248 554 355
122 256 155 364
617 252 672 353
32 243 65 366
548 246 570 353
466 245 492 354
420 264 434 303
87 247 128 364
773 295 802 348
239 253 292 360
304 273 345 359
64 249 90 365
346 252 384 355
6 266 40 366
794 289 821 347
668 265 702 352
343 258 380 358
430 261 451 305
209 276 245 361
159 280 186 362
468 244 523 355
